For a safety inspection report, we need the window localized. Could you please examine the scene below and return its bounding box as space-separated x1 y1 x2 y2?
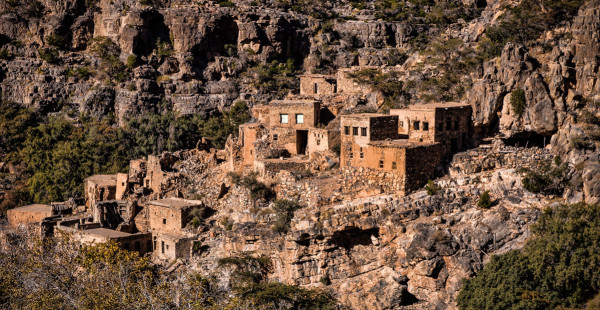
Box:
350 151 354 159
392 162 397 169
379 160 384 168
437 122 443 131
314 82 318 94
317 139 321 146
344 126 350 135
352 127 358 135
423 122 429 131
399 121 404 128
446 119 451 130
454 120 459 130
162 219 166 225
359 147 364 159
296 114 304 124
413 121 420 130
280 114 289 124
273 134 278 141
361 127 367 136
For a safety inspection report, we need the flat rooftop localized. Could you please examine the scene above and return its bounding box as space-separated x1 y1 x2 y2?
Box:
400 102 471 111
85 174 118 187
268 99 319 106
341 113 394 119
9 204 53 213
147 197 203 209
369 140 438 148
82 228 131 238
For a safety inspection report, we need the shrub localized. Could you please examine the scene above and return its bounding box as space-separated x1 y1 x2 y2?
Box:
38 48 59 64
347 69 405 109
458 203 600 309
126 54 139 69
217 0 235 7
45 34 67 49
238 173 275 202
425 180 441 196
521 157 568 195
510 88 526 116
0 48 13 60
477 190 492 209
244 59 298 98
271 199 302 233
570 135 594 150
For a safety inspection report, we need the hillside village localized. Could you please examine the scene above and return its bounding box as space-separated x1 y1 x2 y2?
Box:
8 66 474 262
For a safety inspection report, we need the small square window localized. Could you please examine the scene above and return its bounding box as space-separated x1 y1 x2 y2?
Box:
344 126 350 135
280 114 289 124
273 134 278 141
350 152 354 159
379 160 384 168
296 114 304 124
361 127 367 136
423 122 429 131
352 127 358 135
413 121 420 130
392 162 397 169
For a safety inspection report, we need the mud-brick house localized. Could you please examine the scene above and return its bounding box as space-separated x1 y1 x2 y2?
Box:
339 113 443 196
299 74 337 97
146 198 203 261
7 204 56 227
390 102 472 157
84 174 118 210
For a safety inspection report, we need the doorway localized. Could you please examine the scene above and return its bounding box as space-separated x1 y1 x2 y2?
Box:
296 130 308 155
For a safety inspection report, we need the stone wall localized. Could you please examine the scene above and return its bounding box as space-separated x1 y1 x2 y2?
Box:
255 159 310 179
299 74 337 97
340 166 405 196
404 143 444 193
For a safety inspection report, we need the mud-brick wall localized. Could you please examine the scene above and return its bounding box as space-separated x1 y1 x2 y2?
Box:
404 144 443 193
369 116 399 141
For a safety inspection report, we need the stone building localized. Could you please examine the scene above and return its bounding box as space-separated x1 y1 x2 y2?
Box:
299 74 337 97
7 204 56 227
84 174 117 210
146 198 203 260
390 102 472 157
340 112 446 196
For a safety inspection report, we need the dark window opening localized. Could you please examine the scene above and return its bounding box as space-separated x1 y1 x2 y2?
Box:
423 122 429 131
379 160 384 168
392 162 397 169
454 120 459 130
352 127 359 135
446 119 451 130
361 127 367 136
273 134 278 141
162 219 166 225
413 121 420 130
344 126 350 135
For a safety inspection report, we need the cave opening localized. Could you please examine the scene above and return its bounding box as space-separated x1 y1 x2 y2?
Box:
329 227 379 251
502 131 553 148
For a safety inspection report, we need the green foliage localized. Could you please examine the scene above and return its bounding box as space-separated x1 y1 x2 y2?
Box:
155 39 173 58
458 203 600 309
21 116 128 203
126 54 139 69
88 37 129 83
233 172 275 202
0 48 13 60
477 190 492 209
425 180 441 196
217 0 236 7
521 156 569 195
245 59 298 98
347 69 405 109
139 0 162 7
386 49 408 66
478 0 586 59
65 66 92 80
242 282 337 310
570 135 594 150
45 34 67 49
510 89 526 116
0 101 39 161
38 48 59 64
271 199 302 233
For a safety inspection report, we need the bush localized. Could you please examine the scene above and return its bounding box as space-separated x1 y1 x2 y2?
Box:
521 156 568 196
458 203 600 309
38 48 59 64
45 34 67 49
244 59 298 98
242 282 337 310
0 48 13 60
425 180 441 196
477 191 492 209
570 135 594 150
271 199 302 233
347 69 405 109
510 88 526 116
126 54 139 69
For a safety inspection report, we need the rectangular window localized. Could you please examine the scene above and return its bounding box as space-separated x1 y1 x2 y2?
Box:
413 121 420 130
437 122 443 131
317 139 321 146
296 114 304 124
454 120 459 130
392 162 397 169
352 127 358 135
350 151 354 159
379 160 384 168
344 126 350 135
314 82 318 94
273 134 278 141
280 114 289 124
163 219 166 225
423 122 429 131
361 127 367 136
359 147 364 159
446 119 451 130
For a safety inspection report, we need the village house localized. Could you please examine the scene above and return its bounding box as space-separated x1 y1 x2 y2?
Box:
7 204 56 228
145 198 204 260
84 174 117 210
